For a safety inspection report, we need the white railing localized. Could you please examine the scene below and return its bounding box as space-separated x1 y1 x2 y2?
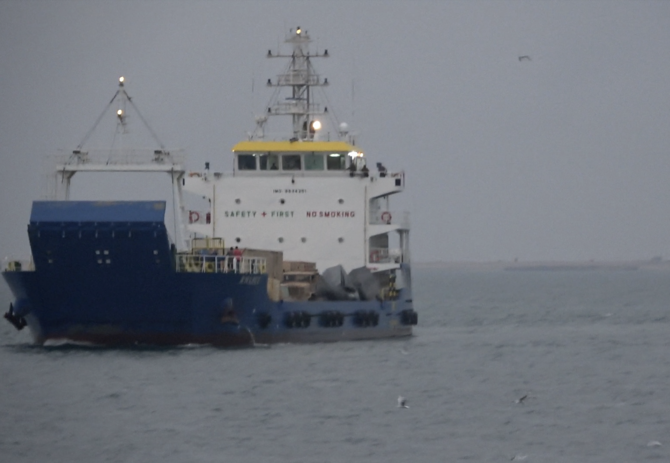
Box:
176 255 266 274
52 149 186 167
369 210 410 228
368 247 403 265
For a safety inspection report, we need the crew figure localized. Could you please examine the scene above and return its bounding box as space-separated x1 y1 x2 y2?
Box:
226 247 235 271
233 246 243 272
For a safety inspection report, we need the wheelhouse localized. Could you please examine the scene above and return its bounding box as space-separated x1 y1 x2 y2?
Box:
232 141 363 176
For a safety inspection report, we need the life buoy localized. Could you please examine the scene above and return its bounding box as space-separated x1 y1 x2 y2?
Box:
189 211 200 223
185 256 197 272
370 250 380 263
381 211 392 223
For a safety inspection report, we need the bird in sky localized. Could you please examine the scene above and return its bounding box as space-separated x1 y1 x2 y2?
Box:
518 55 532 62
397 396 409 408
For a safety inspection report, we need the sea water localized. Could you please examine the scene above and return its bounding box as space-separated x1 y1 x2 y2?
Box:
1 268 669 463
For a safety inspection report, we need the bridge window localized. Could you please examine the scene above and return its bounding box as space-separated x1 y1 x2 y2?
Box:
304 153 324 170
327 153 346 170
237 154 257 170
282 154 301 170
259 153 279 170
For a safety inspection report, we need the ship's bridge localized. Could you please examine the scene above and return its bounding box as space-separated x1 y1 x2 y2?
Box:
232 140 363 176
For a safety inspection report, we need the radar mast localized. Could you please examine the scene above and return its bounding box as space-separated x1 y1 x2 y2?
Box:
260 27 331 141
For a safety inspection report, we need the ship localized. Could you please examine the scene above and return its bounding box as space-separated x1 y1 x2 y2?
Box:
2 27 416 346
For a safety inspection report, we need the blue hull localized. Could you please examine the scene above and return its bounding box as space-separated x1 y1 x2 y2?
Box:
2 201 416 346
3 271 414 346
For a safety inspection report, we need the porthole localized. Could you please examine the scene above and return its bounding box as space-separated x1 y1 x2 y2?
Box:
278 237 284 243
301 237 307 243
338 199 344 204
338 237 344 243
280 199 285 204
235 198 241 204
235 237 241 243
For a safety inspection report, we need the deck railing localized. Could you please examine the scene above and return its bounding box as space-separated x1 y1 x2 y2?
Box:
176 255 266 274
368 247 403 265
52 149 186 167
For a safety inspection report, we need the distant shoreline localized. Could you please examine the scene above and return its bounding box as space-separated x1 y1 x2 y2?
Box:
413 260 670 271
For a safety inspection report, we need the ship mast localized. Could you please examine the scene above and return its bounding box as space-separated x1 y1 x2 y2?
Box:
54 77 188 251
262 27 330 140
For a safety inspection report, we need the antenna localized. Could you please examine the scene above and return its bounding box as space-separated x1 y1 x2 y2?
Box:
259 27 334 141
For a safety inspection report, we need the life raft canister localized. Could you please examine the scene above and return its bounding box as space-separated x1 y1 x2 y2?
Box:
189 211 200 223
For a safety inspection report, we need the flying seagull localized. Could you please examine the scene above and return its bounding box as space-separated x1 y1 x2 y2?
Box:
518 55 531 62
515 394 528 404
397 396 409 408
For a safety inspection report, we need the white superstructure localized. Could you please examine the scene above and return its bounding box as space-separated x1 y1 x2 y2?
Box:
183 27 409 273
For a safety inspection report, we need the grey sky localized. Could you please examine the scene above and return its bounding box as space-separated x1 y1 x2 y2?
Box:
1 1 669 263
